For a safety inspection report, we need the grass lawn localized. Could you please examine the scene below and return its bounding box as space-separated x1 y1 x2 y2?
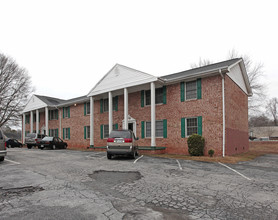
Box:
149 142 278 164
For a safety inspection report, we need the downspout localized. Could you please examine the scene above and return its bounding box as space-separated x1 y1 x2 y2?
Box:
219 69 225 157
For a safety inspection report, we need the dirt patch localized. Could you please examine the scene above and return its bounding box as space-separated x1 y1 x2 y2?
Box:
89 170 142 186
0 186 44 200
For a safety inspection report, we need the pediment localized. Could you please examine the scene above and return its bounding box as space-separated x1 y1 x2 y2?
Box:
22 95 48 113
88 64 157 96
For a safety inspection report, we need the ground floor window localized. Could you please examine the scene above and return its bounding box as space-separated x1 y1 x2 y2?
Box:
101 124 118 139
181 116 202 137
142 119 167 138
49 128 59 137
63 128 70 139
84 126 90 139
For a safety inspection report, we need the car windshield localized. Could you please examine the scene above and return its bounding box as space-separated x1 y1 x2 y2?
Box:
42 137 54 141
109 130 131 139
27 133 36 138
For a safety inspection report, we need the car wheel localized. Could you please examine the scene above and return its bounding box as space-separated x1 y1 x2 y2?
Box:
0 157 4 162
52 145 56 150
64 144 67 149
40 146 44 150
107 153 112 159
27 145 32 149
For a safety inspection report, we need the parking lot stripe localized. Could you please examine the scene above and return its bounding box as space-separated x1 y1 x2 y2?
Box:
176 160 182 170
5 159 21 165
134 155 143 163
218 162 251 181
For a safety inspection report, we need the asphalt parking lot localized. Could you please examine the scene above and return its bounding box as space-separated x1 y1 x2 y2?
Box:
0 148 277 220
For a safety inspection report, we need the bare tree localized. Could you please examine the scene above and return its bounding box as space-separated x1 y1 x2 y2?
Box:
266 97 278 126
0 53 33 127
190 58 213 68
228 49 266 114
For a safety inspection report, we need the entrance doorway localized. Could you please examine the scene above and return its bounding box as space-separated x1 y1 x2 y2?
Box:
128 123 134 132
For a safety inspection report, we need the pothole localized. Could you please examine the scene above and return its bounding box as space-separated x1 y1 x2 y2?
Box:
89 170 142 186
0 186 44 199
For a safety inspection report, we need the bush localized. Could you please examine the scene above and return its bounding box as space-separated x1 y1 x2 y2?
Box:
187 134 205 156
208 149 215 157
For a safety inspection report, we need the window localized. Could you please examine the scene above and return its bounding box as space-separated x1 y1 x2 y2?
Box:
63 128 70 139
49 110 58 120
102 97 118 112
25 115 30 124
181 116 202 138
101 124 118 139
186 118 198 136
63 107 70 118
186 80 197 100
145 87 164 105
85 102 90 115
84 126 90 139
49 129 59 137
145 120 164 138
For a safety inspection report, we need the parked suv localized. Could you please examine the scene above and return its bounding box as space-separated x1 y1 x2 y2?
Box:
25 133 47 149
106 130 139 159
0 128 7 161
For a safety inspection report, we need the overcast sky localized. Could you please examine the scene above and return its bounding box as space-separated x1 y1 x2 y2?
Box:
1 0 277 104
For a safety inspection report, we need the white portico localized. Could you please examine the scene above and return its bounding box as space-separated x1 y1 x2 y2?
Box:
87 64 163 147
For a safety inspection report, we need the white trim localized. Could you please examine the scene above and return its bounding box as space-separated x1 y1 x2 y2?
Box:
22 113 25 144
90 97 94 146
30 111 33 133
124 88 128 130
220 70 225 157
45 107 49 136
108 92 113 134
36 110 39 135
151 82 156 147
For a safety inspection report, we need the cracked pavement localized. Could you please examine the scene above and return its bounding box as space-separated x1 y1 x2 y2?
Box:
0 148 277 219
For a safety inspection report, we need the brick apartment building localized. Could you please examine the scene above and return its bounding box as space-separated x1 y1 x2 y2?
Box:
22 58 252 156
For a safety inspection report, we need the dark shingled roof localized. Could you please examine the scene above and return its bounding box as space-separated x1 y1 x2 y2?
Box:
36 95 89 107
160 58 242 81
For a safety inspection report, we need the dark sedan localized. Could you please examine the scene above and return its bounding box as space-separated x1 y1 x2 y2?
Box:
40 137 68 150
6 139 23 148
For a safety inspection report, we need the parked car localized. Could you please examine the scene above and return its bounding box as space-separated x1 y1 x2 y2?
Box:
0 129 7 161
25 133 47 149
6 139 23 148
106 130 139 159
40 137 68 150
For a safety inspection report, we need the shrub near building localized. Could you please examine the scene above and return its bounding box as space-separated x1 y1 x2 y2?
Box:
187 134 205 156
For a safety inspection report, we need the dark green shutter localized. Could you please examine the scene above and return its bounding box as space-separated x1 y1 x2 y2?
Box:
115 96 118 111
100 99 103 113
63 107 65 118
180 82 185 102
115 123 118 130
100 125 103 139
68 107 70 118
163 86 167 104
141 90 144 107
197 116 202 136
197 78 202 99
181 118 185 138
84 126 87 139
141 121 145 138
84 103 87 116
163 119 167 138
56 129 58 137
63 128 65 139
68 128 70 139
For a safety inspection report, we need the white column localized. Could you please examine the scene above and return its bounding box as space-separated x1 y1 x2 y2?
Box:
30 111 33 133
22 113 26 144
124 88 128 130
90 97 94 147
45 107 49 135
59 109 62 138
36 110 39 134
151 82 156 147
108 92 113 134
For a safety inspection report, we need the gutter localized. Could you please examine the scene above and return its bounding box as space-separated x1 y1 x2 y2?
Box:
219 69 225 157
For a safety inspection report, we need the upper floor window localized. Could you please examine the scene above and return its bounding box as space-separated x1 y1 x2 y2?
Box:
145 87 164 106
186 81 197 100
63 107 70 118
100 96 118 113
49 109 58 120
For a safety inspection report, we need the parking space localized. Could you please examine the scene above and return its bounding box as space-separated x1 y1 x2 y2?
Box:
1 148 277 219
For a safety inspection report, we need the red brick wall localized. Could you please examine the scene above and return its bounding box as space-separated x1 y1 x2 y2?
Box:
22 73 249 156
93 75 224 156
225 75 249 155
